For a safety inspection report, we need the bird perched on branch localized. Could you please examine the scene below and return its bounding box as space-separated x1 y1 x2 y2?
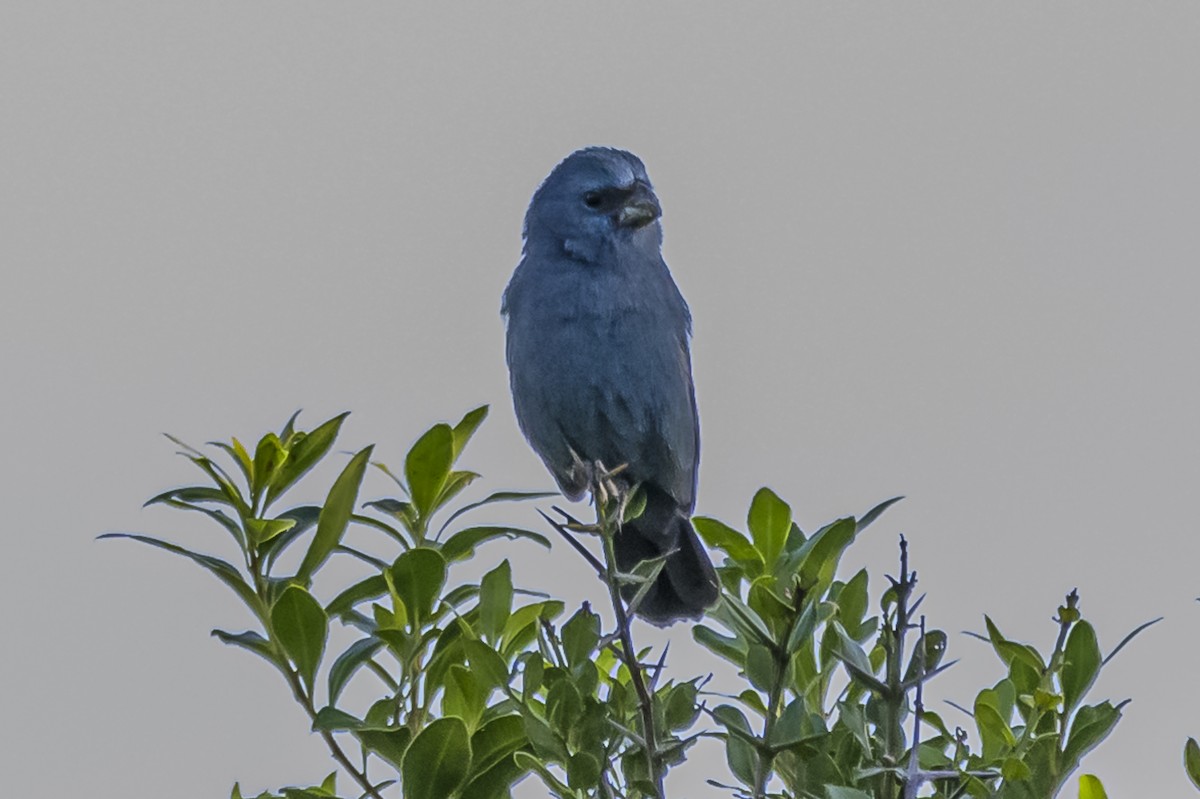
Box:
502 147 719 625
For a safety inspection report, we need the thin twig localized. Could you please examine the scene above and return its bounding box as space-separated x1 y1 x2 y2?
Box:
594 489 665 798
903 616 927 799
541 471 665 796
282 667 385 799
751 648 788 799
601 528 665 797
883 535 917 799
253 559 385 799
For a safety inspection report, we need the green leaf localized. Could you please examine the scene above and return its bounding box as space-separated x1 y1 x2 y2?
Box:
390 547 447 628
364 497 415 523
693 624 746 666
262 505 321 572
521 714 564 761
545 680 584 737
359 727 413 770
402 717 472 799
769 697 821 748
349 512 409 547
513 752 570 794
271 585 328 693
327 638 384 704
567 752 601 789
825 788 874 799
478 560 513 642
266 411 350 507
374 602 408 636
460 717 529 799
983 616 1046 672
561 606 601 667
834 569 870 638
974 696 1016 760
1078 774 1108 799
326 574 388 618
1185 738 1200 791
712 704 757 786
1002 756 1032 781
718 594 775 647
747 487 791 567
903 629 948 684
440 526 551 563
312 706 363 732
280 409 303 442
1034 687 1063 712
856 496 903 532
796 517 856 591
737 688 767 717
144 485 232 508
622 484 648 522
163 431 205 458
1063 621 1101 713
462 639 511 690
693 516 763 565
1063 701 1123 768
405 424 455 519
252 433 288 500
512 656 543 702
444 583 482 609
745 643 777 691
468 715 527 777
245 517 297 546
500 600 564 655
211 629 278 669
460 753 528 799
451 405 488 460
163 500 248 549
833 623 887 694
212 438 254 489
443 664 488 730
786 597 831 656
747 577 792 635
438 490 557 534
432 470 481 516
837 700 869 753
665 682 700 731
97 534 259 615
296 446 373 581
1009 656 1040 699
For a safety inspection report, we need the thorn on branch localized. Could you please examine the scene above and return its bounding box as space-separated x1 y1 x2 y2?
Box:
538 508 605 575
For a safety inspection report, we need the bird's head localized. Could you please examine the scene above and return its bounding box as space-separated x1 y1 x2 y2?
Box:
523 147 663 264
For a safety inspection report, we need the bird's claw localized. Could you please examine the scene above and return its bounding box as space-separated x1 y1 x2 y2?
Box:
591 459 630 518
567 448 629 512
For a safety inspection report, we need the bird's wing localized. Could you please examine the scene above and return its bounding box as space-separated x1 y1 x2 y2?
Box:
654 334 700 512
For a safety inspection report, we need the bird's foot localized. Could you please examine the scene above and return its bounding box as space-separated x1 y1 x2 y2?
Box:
566 448 630 512
591 460 630 517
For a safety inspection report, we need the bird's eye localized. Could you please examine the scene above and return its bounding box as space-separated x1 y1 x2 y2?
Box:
583 192 603 209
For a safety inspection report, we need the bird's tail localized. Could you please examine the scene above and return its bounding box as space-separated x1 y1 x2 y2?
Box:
613 485 719 625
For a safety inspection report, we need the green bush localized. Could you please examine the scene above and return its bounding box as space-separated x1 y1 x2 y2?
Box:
105 408 1168 799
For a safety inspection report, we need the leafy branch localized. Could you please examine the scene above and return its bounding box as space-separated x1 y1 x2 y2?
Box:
104 409 1162 799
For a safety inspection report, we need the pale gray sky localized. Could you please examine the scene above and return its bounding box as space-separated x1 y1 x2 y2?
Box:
3 4 1199 797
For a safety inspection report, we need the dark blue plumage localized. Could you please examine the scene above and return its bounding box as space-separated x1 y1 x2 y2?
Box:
502 148 718 624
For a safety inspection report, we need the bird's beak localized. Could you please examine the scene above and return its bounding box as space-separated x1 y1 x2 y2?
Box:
617 182 661 229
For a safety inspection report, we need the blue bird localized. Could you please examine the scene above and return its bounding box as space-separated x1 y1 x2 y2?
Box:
502 147 719 624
